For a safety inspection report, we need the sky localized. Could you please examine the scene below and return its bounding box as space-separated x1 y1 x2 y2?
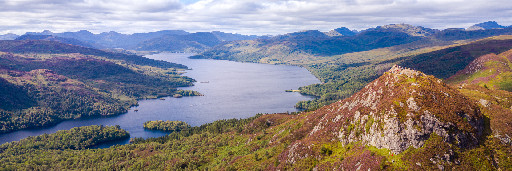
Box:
1 0 511 35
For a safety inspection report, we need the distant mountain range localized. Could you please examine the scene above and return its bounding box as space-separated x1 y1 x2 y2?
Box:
0 21 509 53
0 30 261 53
193 22 512 63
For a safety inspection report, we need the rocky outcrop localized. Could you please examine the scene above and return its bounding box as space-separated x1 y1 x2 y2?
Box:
338 109 481 154
370 24 439 37
306 65 485 154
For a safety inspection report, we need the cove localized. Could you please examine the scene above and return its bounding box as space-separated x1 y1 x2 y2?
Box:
0 53 320 146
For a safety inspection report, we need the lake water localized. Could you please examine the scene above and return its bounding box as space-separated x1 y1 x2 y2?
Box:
0 53 320 146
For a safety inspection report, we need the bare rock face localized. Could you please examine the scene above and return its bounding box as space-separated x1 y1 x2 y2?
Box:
307 65 485 154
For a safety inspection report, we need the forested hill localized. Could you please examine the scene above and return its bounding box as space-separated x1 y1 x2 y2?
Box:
0 125 129 152
0 40 199 133
0 40 187 69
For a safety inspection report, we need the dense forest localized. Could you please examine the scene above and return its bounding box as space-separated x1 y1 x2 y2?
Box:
0 125 129 152
0 40 199 133
143 120 191 132
0 115 263 170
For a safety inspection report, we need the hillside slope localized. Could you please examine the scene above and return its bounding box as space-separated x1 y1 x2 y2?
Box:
0 40 187 69
399 37 512 79
15 34 97 48
0 41 198 133
447 49 512 91
445 50 512 147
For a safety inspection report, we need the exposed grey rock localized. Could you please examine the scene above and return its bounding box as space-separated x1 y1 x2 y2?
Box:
479 99 490 107
334 66 484 154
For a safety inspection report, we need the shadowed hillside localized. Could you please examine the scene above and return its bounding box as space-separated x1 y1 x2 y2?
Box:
400 37 512 79
0 40 188 69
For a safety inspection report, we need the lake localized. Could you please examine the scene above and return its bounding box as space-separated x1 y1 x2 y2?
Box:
0 53 320 146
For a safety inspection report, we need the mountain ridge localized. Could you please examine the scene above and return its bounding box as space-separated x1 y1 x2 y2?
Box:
19 30 261 52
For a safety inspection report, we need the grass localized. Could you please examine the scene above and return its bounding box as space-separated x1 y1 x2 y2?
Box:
365 116 374 133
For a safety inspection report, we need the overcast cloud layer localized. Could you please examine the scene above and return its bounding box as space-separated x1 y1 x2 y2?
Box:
1 0 511 35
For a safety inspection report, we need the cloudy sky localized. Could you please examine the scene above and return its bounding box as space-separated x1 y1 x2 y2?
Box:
1 0 511 35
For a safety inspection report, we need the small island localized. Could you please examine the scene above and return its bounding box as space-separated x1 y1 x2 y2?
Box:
143 120 191 132
285 89 300 92
0 125 129 150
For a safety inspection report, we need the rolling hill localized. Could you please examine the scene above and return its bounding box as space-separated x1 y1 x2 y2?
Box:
446 49 512 91
0 40 198 133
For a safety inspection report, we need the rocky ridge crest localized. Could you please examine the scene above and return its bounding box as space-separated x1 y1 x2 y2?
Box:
304 65 485 154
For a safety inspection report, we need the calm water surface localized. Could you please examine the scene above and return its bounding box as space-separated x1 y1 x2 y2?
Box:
0 53 320 146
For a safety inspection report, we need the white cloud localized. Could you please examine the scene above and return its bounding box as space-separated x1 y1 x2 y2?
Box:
0 0 511 35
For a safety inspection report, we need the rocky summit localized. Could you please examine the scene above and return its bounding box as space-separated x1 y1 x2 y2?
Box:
297 65 485 154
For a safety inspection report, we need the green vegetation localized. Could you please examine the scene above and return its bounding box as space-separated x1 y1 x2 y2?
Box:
0 40 199 133
175 89 203 96
143 120 191 132
0 125 128 151
446 48 512 92
0 115 265 170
